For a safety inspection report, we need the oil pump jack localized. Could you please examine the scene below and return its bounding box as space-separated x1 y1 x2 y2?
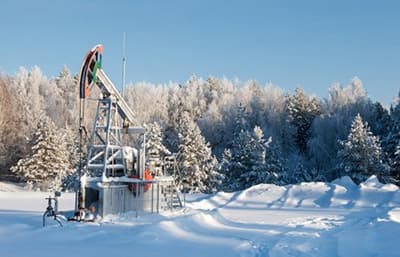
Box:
76 45 181 217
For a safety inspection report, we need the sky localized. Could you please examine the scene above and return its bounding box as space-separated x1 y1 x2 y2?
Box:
1 0 399 105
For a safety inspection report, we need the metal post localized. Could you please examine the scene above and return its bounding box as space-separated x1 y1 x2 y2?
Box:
123 187 126 213
157 182 160 214
135 181 139 218
102 100 112 181
122 32 126 98
151 181 154 214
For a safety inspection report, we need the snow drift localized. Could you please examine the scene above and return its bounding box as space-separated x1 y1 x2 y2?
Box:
0 176 399 257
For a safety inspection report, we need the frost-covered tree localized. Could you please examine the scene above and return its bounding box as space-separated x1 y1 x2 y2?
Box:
337 113 385 183
221 126 282 191
220 128 253 192
0 77 20 176
176 112 220 193
219 104 252 191
124 81 170 126
370 102 391 139
261 85 287 147
198 77 236 157
243 81 267 129
4 68 400 186
55 66 78 128
308 78 375 180
11 115 71 191
239 126 284 188
164 76 208 148
2 68 50 179
61 128 81 191
232 104 250 141
237 126 267 189
145 122 171 176
286 87 321 155
12 67 43 134
290 162 308 184
164 85 185 153
382 92 400 175
183 76 208 121
264 138 287 185
289 162 325 184
393 145 400 181
386 93 400 180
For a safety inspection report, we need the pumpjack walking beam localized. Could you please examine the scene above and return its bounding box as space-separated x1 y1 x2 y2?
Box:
79 44 136 125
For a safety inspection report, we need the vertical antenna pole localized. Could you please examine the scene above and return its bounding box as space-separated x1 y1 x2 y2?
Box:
122 32 126 98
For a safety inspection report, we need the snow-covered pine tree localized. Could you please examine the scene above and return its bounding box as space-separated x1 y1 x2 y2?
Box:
236 126 267 189
220 129 252 191
393 144 400 181
219 153 236 191
220 104 253 192
290 162 308 184
221 125 284 191
145 122 171 176
176 112 220 193
264 137 287 185
382 92 400 177
61 127 81 191
11 115 71 191
220 104 264 191
240 126 284 188
337 113 385 183
390 95 400 182
221 103 248 152
289 162 325 184
286 87 321 155
233 103 250 138
370 102 391 139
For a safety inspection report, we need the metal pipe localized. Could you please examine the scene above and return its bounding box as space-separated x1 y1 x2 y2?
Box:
135 181 139 218
151 181 154 214
157 182 160 214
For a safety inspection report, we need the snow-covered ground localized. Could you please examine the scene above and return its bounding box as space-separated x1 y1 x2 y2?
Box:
0 176 399 257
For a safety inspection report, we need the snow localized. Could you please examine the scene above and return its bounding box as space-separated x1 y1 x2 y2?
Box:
0 177 399 257
388 208 400 223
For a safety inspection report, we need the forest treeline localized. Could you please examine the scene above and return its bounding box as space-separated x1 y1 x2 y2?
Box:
0 66 399 191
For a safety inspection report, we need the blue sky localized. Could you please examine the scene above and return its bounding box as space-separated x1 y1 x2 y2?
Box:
1 0 399 104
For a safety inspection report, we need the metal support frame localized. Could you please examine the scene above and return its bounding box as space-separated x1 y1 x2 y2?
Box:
77 45 181 217
85 98 127 179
